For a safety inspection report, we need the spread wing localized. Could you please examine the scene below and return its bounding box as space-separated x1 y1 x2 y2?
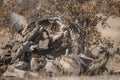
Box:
50 20 60 31
67 22 79 34
37 19 60 31
21 21 36 35
27 21 36 29
37 19 51 28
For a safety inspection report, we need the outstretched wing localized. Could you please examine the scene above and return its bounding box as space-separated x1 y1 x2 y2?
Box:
37 18 60 31
67 22 79 34
21 21 36 36
27 21 36 29
50 20 60 31
37 19 51 28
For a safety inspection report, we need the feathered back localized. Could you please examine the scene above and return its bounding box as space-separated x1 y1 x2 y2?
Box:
67 22 80 34
36 18 63 32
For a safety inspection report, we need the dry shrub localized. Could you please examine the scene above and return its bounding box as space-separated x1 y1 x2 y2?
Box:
0 0 119 53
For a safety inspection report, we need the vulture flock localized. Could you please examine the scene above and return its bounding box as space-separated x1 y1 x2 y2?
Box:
0 13 118 79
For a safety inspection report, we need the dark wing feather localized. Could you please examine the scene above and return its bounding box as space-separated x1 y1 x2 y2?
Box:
37 19 51 28
27 21 36 29
68 22 79 34
50 21 60 31
37 19 60 31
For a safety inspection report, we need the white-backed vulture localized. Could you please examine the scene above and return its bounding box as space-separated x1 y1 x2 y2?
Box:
86 51 109 75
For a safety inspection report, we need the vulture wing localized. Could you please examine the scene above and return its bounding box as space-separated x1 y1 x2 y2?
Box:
68 22 79 34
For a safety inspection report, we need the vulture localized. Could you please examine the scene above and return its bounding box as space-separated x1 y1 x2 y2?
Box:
36 17 80 34
0 52 12 76
86 48 110 75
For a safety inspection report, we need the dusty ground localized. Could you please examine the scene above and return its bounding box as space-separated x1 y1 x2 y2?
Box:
1 75 120 80
43 75 120 80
